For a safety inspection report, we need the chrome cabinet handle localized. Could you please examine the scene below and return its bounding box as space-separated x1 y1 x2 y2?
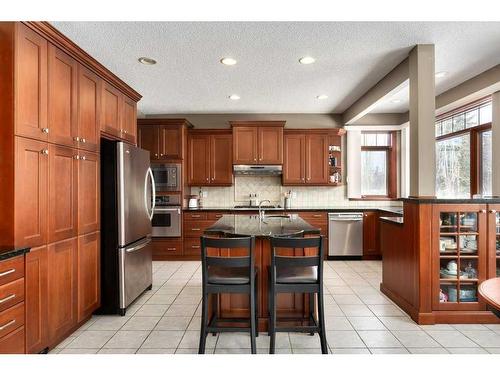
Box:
313 214 321 218
254 158 257 161
74 136 80 142
191 245 200 249
73 155 80 160
491 210 497 214
41 128 49 134
191 215 201 218
0 294 16 304
81 155 86 161
81 138 86 143
0 269 15 277
0 319 16 331
191 228 201 231
166 247 177 251
41 149 49 155
480 209 487 213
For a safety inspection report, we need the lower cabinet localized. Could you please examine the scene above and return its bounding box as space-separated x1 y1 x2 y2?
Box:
77 232 100 322
25 245 48 354
24 232 100 352
363 211 379 259
152 239 183 260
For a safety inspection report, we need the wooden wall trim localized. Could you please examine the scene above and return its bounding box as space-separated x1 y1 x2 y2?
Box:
24 22 141 102
229 121 286 128
284 128 346 136
138 118 193 128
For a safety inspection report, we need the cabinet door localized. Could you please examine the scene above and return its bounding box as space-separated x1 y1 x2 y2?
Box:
211 134 233 185
100 81 121 138
48 144 78 243
121 95 137 144
138 126 160 160
258 127 283 164
363 211 379 257
48 45 78 147
47 237 77 343
78 151 100 235
25 245 48 354
283 133 305 184
160 126 182 159
77 232 100 322
77 65 100 152
232 127 258 164
305 134 328 184
14 23 48 141
188 134 210 185
14 137 48 248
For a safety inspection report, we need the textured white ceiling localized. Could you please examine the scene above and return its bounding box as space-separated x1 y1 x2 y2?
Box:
51 22 500 115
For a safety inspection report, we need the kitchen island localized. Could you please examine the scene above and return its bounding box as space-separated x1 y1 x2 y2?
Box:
204 214 320 331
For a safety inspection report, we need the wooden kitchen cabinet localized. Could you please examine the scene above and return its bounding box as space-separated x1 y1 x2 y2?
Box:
47 237 78 344
121 95 137 144
25 245 48 354
160 125 182 159
283 131 329 185
231 121 284 165
77 232 100 322
77 65 100 152
78 151 100 235
363 211 379 259
48 144 78 243
138 125 160 159
100 80 121 138
48 44 78 147
14 23 48 142
188 131 232 186
14 137 48 248
137 119 191 160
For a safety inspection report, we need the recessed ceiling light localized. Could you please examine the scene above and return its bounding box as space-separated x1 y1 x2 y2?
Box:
435 71 448 78
138 57 157 65
316 95 328 100
228 94 240 100
299 56 316 65
391 99 402 104
220 57 237 66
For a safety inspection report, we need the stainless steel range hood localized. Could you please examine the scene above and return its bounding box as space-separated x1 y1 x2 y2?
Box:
233 165 282 176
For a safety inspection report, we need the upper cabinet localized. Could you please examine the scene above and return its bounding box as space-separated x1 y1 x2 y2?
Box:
231 121 284 165
121 95 137 144
14 23 48 141
77 65 100 152
100 81 121 138
137 119 191 160
283 129 345 186
187 131 232 186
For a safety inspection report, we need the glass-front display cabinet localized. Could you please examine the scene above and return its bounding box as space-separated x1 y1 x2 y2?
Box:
432 205 488 311
488 205 500 283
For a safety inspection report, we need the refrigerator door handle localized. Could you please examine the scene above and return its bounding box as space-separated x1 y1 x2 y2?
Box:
125 237 152 253
145 167 156 221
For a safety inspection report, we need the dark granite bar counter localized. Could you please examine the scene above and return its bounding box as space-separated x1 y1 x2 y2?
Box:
204 214 320 238
401 197 500 204
380 216 404 225
185 206 403 215
0 246 30 261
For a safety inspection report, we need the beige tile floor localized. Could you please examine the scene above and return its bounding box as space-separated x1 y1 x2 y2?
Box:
51 260 500 354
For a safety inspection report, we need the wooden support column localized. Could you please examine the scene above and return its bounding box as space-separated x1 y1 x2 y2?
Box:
408 44 436 198
492 91 500 196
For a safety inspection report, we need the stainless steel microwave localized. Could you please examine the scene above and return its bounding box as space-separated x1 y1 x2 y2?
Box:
151 163 181 192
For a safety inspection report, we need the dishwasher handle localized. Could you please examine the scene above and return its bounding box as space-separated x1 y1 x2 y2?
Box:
329 218 363 222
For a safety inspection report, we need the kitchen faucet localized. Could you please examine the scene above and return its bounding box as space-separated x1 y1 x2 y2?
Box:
259 200 271 220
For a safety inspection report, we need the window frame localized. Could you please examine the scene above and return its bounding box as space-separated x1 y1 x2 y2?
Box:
435 97 492 197
359 131 397 200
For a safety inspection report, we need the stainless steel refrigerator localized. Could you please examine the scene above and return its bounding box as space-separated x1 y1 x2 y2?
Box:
99 139 156 315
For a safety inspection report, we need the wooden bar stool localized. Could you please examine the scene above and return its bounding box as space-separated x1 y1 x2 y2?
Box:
268 235 327 354
198 235 258 354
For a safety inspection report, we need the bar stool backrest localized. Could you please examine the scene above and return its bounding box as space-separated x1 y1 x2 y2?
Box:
270 236 324 285
200 236 256 284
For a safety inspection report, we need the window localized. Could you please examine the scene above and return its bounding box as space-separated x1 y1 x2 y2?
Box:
360 132 397 198
435 98 492 198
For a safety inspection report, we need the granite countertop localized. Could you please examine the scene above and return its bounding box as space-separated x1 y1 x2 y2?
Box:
204 214 321 237
401 197 500 204
185 206 404 215
380 216 404 225
0 246 30 261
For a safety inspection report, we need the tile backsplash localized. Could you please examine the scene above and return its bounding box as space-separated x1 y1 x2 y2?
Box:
190 176 400 208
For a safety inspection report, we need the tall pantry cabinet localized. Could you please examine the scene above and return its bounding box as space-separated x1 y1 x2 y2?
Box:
0 22 141 353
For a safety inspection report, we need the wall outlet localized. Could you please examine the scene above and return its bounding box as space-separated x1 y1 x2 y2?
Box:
291 191 297 199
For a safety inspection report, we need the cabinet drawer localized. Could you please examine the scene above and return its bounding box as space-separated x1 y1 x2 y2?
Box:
184 238 201 256
183 221 215 237
0 303 24 340
298 212 327 221
0 256 25 286
308 222 328 237
152 239 183 256
0 326 25 354
184 212 208 221
207 212 227 220
0 278 25 313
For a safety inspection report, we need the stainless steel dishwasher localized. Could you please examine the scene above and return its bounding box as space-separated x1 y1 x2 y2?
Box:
328 212 363 258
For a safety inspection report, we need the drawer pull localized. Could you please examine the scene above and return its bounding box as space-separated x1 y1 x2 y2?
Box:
215 215 222 218
0 294 16 304
312 214 322 218
166 247 177 251
191 245 200 249
191 215 201 218
0 319 16 331
0 269 15 278
191 228 201 231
